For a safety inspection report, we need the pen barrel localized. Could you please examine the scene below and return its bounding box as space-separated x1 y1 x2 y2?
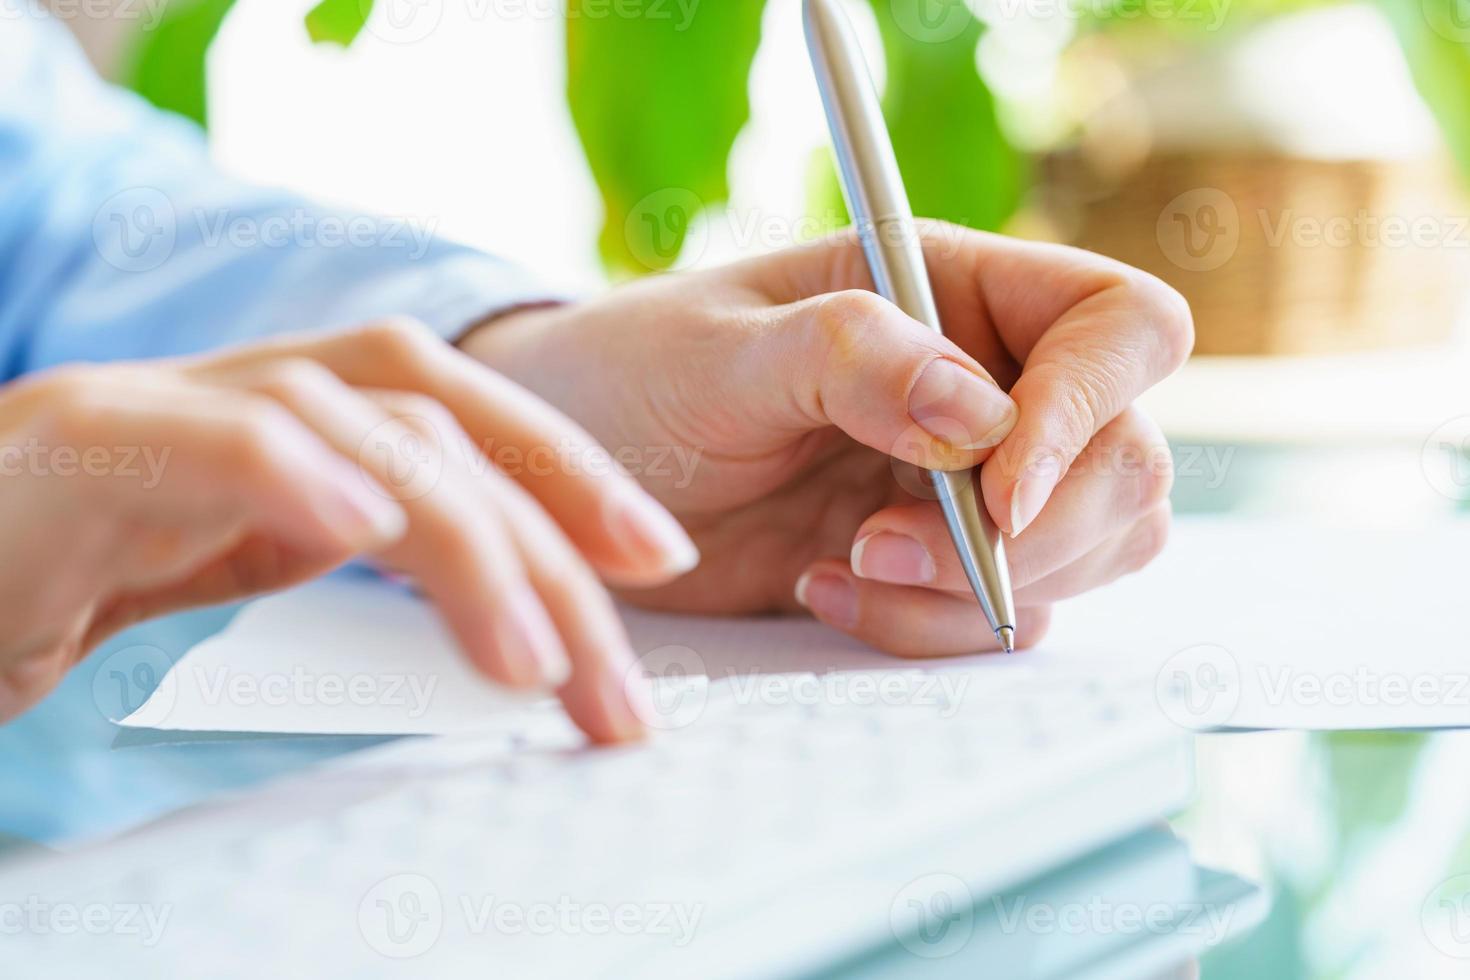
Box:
933 469 1017 633
805 0 1017 637
803 1 942 329
867 216 941 333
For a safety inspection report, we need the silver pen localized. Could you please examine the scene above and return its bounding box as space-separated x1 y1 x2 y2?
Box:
803 0 1017 652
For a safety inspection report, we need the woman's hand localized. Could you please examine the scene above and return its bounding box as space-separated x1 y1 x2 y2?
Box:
0 319 696 742
465 223 1193 655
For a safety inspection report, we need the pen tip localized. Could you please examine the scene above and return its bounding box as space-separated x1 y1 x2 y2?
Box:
996 626 1015 654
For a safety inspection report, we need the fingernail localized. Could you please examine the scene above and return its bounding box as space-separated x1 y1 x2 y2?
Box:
851 532 935 585
608 484 700 576
495 586 573 689
909 359 1017 450
794 570 859 630
1010 454 1063 535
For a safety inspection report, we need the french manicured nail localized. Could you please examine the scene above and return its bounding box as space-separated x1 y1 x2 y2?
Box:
495 586 573 689
795 570 859 630
851 532 935 585
909 359 1017 450
608 485 700 575
1010 454 1063 535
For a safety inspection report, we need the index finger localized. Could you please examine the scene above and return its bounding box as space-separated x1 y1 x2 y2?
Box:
739 224 1194 533
737 223 1182 374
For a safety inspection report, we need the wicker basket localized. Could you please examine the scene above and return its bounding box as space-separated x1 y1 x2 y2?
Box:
1041 152 1470 356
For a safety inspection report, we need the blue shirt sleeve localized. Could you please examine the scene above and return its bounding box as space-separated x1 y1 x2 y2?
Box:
0 6 560 380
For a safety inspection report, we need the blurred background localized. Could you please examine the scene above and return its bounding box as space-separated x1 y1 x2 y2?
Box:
41 0 1470 976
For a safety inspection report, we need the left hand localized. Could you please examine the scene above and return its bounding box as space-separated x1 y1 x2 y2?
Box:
464 222 1193 656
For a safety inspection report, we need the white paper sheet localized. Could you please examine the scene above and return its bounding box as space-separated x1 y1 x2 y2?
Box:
120 518 1470 734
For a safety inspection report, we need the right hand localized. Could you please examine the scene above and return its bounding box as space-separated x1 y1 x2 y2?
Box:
0 319 698 743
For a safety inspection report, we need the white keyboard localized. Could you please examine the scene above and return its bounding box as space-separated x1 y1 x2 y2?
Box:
1 668 1193 979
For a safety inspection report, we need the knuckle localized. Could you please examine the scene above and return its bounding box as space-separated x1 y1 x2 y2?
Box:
813 289 892 341
227 400 299 469
1124 504 1172 573
385 398 463 464
381 391 454 431
1044 364 1102 456
258 357 337 400
34 372 110 441
1126 271 1195 372
357 316 439 366
410 492 486 563
27 364 120 431
533 553 600 610
1137 445 1175 511
1099 409 1173 512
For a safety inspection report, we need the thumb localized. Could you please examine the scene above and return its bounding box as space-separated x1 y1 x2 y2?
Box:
751 289 1017 471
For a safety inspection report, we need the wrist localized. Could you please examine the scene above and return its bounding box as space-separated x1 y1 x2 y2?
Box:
456 301 568 390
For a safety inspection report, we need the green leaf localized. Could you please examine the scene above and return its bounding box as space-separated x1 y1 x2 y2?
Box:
305 0 374 47
1376 0 1470 184
868 0 1026 231
567 3 767 275
122 0 239 129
